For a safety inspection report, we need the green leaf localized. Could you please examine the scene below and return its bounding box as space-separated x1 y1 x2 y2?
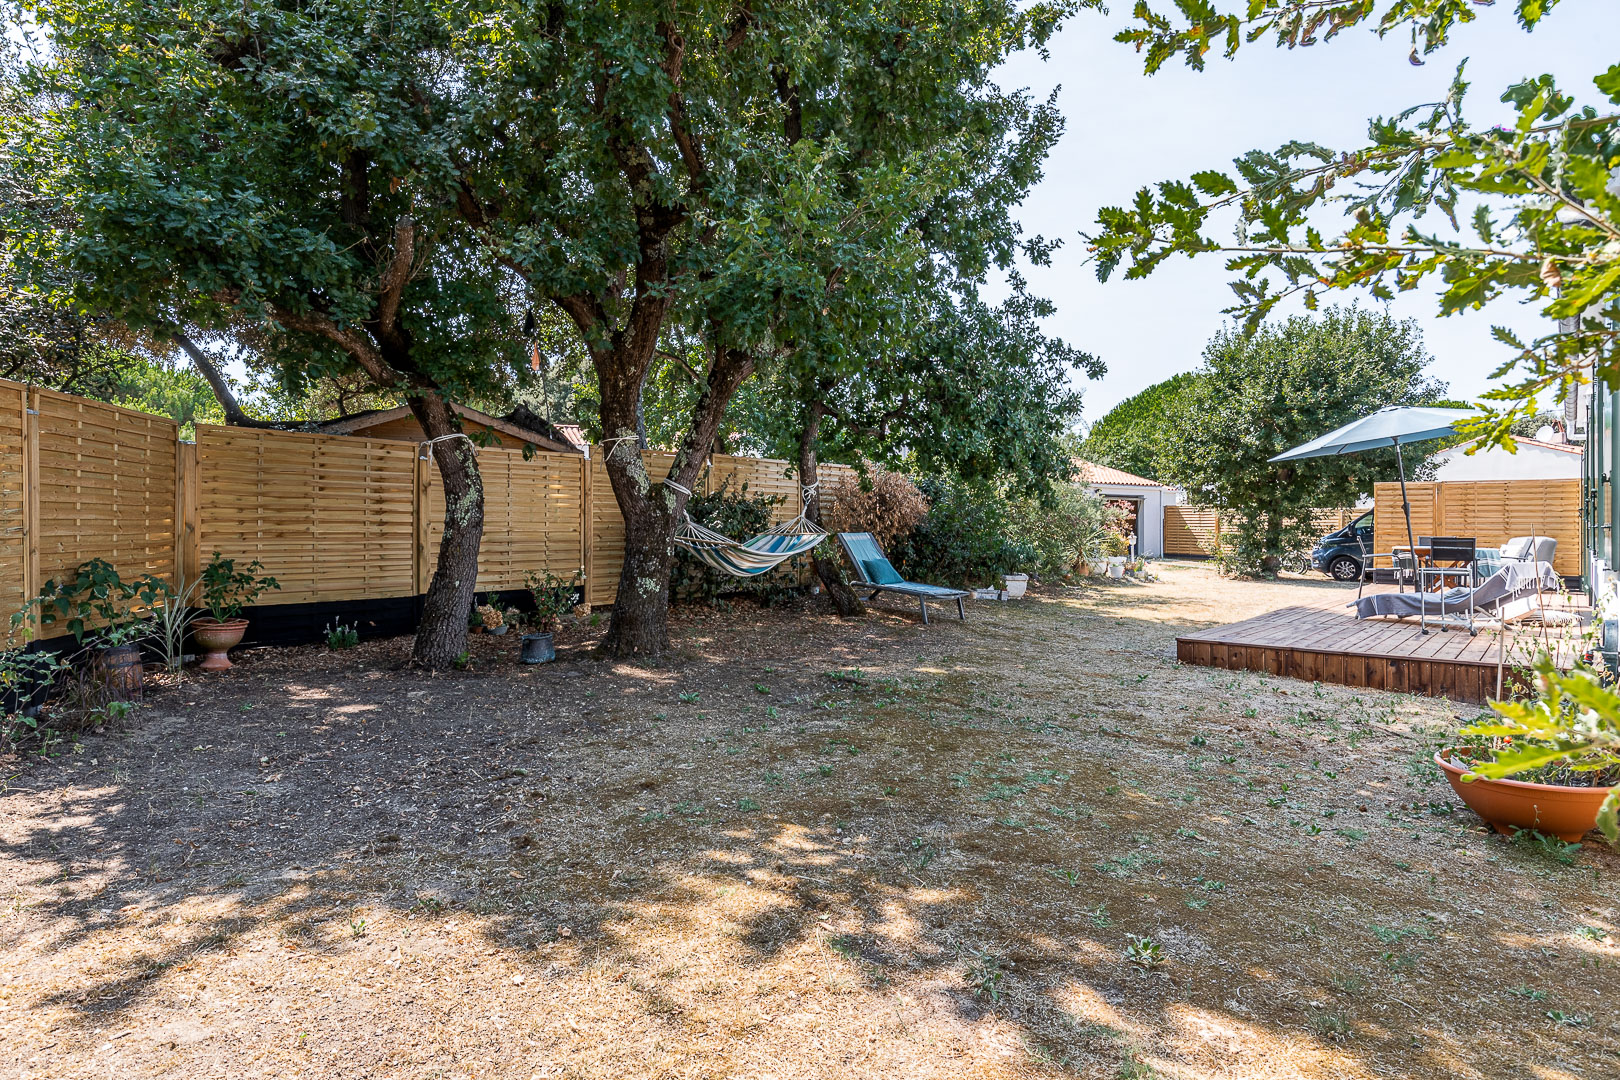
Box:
1596 63 1620 104
1598 789 1620 846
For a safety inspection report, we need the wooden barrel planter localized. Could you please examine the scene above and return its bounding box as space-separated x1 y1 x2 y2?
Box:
95 643 144 699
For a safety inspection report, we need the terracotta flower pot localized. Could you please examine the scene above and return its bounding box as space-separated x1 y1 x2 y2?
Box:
1435 749 1617 843
192 617 249 672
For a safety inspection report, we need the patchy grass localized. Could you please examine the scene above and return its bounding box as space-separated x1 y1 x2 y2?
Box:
1 562 1617 1078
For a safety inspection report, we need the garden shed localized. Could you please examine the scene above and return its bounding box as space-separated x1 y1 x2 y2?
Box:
1074 458 1183 557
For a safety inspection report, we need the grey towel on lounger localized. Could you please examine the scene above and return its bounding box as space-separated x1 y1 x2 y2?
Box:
1352 560 1559 620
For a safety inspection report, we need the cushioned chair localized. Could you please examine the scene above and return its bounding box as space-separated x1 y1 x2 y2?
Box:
836 532 967 624
1500 535 1557 566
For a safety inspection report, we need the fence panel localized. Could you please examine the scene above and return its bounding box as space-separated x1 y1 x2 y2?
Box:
707 453 801 524
1375 479 1579 576
814 463 858 528
423 446 586 593
1 376 874 622
0 382 28 624
196 426 417 605
36 387 178 597
1163 506 1221 557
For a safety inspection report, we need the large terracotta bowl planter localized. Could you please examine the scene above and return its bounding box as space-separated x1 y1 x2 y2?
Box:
192 617 249 671
1436 749 1617 843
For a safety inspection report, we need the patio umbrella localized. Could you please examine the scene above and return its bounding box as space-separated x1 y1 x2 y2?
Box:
1269 406 1478 573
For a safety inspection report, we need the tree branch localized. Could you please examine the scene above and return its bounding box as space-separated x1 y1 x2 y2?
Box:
171 332 284 429
266 302 403 390
376 215 416 337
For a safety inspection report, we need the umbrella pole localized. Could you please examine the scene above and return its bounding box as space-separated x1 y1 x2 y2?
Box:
1396 439 1418 602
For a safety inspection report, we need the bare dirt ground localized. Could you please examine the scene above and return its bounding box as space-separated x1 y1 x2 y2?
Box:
2 560 1617 1080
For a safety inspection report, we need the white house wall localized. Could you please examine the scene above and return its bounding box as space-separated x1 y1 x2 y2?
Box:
1090 484 1183 558
1430 443 1580 482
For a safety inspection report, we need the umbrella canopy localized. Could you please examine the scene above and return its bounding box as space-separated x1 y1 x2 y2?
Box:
1269 406 1478 462
1268 405 1477 614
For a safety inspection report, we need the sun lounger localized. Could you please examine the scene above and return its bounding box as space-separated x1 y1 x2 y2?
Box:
836 532 967 624
1352 560 1558 631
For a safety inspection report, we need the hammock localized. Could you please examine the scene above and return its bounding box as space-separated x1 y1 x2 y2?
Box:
671 481 827 577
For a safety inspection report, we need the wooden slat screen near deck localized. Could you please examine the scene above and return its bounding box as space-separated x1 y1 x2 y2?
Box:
1374 479 1580 576
1164 505 1360 558
1163 506 1221 556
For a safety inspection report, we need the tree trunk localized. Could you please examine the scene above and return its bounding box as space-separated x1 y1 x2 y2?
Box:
798 403 862 617
607 490 675 657
408 390 485 667
597 345 754 660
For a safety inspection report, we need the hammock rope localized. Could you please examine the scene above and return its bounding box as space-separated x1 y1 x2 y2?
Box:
673 484 827 577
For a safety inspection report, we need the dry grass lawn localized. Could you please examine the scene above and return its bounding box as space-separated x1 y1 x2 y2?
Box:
2 561 1617 1079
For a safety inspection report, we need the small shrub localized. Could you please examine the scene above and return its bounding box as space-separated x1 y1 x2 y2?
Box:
525 570 582 632
893 475 1036 588
1124 936 1163 968
0 647 72 751
824 468 929 552
198 552 281 621
1005 483 1125 579
963 949 1006 1001
325 622 359 650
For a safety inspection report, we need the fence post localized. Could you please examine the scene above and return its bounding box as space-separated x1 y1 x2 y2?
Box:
579 451 593 595
174 441 200 586
413 452 431 594
20 387 39 602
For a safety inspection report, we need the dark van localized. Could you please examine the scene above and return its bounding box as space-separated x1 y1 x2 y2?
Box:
1311 511 1373 581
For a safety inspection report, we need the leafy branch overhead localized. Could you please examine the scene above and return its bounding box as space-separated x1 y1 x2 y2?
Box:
1091 0 1615 444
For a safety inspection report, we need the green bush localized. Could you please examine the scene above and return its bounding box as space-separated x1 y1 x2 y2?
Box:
893 475 1036 588
671 480 806 607
1006 484 1123 579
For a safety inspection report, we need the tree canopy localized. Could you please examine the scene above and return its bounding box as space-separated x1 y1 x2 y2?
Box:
1089 1 1615 444
4 0 1096 658
438 0 1095 655
1080 372 1200 482
5 0 541 663
1163 306 1447 572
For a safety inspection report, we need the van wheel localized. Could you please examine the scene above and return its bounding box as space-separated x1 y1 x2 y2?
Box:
1328 555 1361 582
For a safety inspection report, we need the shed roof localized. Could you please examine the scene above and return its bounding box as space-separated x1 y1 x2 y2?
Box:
1074 458 1172 489
316 402 582 455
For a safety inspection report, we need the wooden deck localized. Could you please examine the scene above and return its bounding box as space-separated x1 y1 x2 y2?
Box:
1175 586 1581 705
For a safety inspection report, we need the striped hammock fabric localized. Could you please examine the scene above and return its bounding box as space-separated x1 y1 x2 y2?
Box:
674 513 827 577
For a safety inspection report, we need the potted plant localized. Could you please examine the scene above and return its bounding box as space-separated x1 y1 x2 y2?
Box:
476 599 508 636
1437 658 1620 844
522 570 580 664
10 558 168 698
192 553 280 671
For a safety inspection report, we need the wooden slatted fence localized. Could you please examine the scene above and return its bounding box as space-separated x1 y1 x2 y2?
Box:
0 378 864 635
1373 479 1580 577
1163 505 1360 558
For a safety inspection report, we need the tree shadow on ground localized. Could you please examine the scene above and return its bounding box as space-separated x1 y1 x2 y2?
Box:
3 593 1617 1078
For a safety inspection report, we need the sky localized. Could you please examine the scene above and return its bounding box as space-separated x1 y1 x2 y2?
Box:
991 3 1620 423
